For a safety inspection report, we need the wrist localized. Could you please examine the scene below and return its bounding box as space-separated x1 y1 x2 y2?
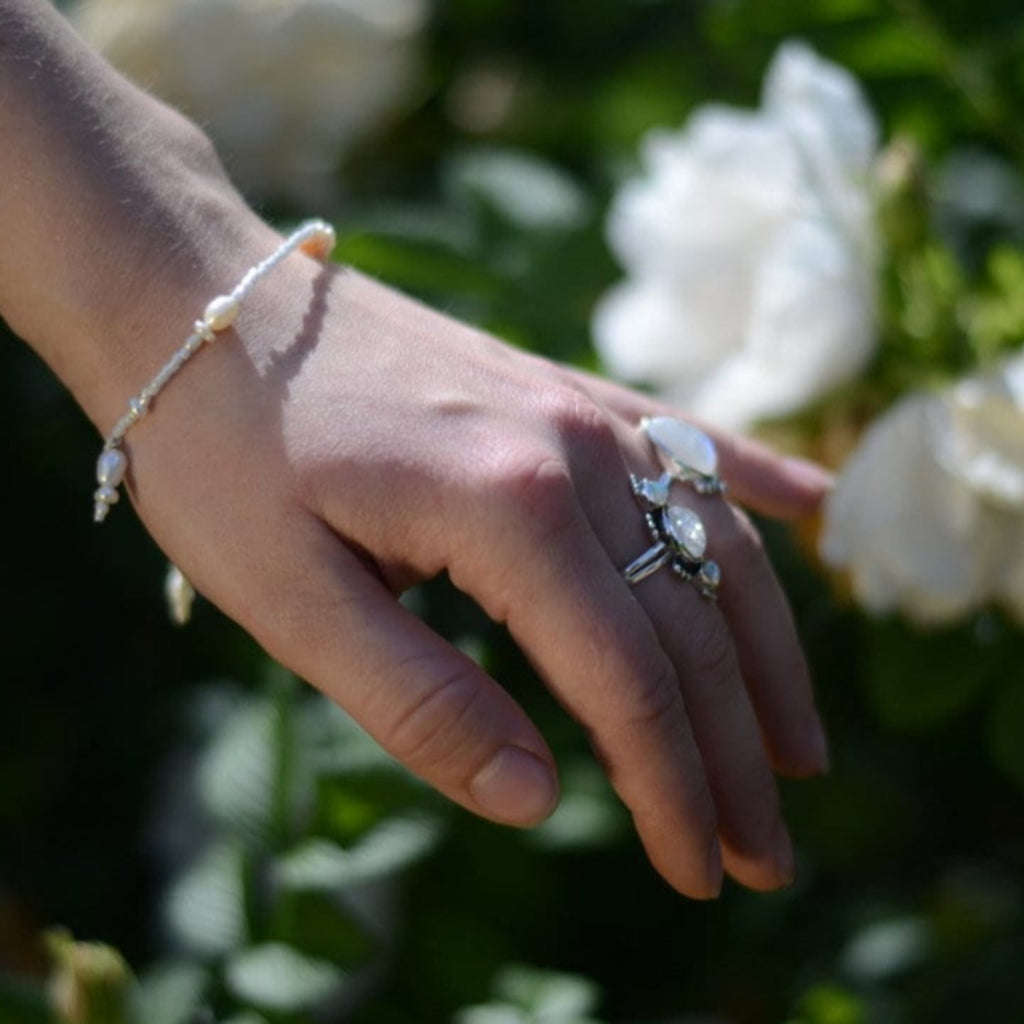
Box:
0 0 280 431
8 130 279 431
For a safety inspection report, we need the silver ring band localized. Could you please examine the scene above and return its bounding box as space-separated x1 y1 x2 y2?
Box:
621 473 721 599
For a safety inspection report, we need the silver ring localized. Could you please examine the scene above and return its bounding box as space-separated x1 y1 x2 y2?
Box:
641 416 726 496
621 473 721 599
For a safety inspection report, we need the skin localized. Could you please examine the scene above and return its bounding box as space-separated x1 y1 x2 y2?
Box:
0 0 831 898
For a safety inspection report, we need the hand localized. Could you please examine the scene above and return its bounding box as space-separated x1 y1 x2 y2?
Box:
118 255 829 899
0 0 828 896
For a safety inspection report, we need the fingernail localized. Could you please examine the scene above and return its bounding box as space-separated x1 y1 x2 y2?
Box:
784 455 835 494
470 747 559 826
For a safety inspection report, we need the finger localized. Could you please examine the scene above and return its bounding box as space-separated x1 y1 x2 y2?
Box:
562 367 832 518
577 377 829 774
709 428 833 520
578 459 796 891
448 445 723 899
212 513 561 828
710 503 829 778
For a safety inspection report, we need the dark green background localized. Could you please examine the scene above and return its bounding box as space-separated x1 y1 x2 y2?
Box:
5 1 1024 1021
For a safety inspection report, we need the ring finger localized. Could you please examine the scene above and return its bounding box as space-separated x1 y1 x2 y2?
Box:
577 422 798 890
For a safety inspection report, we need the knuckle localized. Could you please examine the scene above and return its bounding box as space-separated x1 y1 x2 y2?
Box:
382 658 486 774
687 616 737 683
485 447 578 537
619 662 686 734
543 387 617 458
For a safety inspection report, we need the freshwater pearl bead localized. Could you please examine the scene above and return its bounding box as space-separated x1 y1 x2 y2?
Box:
94 485 119 505
96 448 128 488
300 223 336 261
203 294 241 332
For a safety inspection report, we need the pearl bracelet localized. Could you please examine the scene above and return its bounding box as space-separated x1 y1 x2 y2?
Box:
93 219 336 523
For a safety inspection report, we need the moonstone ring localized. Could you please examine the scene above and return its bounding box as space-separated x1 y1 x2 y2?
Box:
621 473 721 599
641 416 726 496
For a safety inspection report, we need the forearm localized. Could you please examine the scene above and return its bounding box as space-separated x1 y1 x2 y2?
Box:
0 0 273 430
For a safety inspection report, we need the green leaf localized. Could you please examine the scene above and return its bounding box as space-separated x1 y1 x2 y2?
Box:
333 232 500 299
493 965 601 1019
132 965 208 1024
455 1006 529 1024
315 761 439 843
266 886 377 965
446 150 592 233
988 674 1024 790
0 973 50 1024
530 759 628 851
276 815 442 891
840 916 932 982
164 842 247 958
865 620 994 730
224 944 346 1015
197 699 282 842
841 22 944 76
788 984 868 1024
197 689 314 845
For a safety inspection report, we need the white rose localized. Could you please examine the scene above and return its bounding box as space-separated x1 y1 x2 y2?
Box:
72 0 429 205
820 356 1024 624
593 42 879 431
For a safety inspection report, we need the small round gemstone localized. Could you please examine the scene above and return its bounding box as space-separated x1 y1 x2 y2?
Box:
700 560 721 589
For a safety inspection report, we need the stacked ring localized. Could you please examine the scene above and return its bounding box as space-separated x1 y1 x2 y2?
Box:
620 418 726 599
641 416 726 496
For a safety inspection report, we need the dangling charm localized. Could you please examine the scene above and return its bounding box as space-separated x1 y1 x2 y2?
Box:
165 564 196 626
93 447 128 523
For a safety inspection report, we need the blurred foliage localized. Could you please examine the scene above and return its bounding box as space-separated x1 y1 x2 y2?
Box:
6 0 1024 1023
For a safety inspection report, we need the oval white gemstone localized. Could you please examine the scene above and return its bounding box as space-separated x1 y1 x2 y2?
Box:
96 448 128 487
665 505 706 559
644 416 718 477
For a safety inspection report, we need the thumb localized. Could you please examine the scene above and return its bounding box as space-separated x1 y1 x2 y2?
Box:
233 517 560 827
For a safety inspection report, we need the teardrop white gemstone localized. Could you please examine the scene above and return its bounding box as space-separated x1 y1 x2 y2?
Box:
96 448 128 487
665 506 706 559
203 294 241 332
644 417 718 477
